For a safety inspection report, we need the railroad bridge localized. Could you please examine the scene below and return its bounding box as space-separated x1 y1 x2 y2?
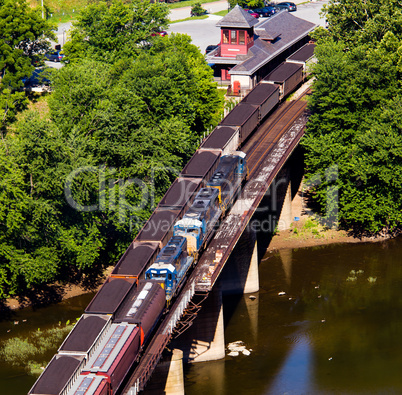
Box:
28 42 315 395
123 84 310 395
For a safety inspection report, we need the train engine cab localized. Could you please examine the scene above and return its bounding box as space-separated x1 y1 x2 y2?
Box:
207 152 247 214
173 188 221 255
145 236 193 301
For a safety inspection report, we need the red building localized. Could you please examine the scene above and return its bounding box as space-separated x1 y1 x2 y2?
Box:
206 5 317 92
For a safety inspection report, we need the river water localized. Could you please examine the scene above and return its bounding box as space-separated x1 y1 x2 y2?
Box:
1 237 402 394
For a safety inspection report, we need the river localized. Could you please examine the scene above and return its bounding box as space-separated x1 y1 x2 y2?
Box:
1 237 401 394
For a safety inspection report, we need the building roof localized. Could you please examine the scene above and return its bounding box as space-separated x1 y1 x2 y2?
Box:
207 10 317 76
216 5 259 28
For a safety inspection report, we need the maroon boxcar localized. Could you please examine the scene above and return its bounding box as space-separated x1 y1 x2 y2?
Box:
158 176 204 210
82 323 141 394
286 42 316 73
240 83 280 120
180 149 221 181
135 208 183 248
66 374 109 395
114 280 166 344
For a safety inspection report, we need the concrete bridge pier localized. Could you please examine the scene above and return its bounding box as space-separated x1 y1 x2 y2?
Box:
170 284 225 364
143 349 185 395
221 225 260 295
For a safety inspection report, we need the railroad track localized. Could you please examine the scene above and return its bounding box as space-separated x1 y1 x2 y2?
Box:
244 89 310 179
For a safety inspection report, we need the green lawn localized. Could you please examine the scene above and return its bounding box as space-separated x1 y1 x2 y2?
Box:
29 0 227 23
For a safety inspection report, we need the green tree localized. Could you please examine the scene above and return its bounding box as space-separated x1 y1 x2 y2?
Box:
191 3 206 16
63 0 170 64
304 2 402 234
228 0 264 10
0 0 55 130
320 0 402 46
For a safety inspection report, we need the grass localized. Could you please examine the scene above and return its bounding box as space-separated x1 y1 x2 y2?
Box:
214 9 229 16
288 217 325 240
167 0 226 9
171 14 209 23
28 0 226 23
0 321 76 376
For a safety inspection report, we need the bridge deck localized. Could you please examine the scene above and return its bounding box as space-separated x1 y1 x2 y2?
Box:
122 90 310 394
195 98 308 291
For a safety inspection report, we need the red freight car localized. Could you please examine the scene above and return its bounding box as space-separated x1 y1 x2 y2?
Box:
66 374 109 395
180 149 221 180
115 280 166 344
82 323 141 394
240 82 280 120
135 208 183 248
262 62 304 99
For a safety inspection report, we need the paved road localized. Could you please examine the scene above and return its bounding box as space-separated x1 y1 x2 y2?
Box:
169 0 328 53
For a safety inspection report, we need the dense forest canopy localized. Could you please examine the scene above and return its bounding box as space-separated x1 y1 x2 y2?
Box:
0 0 223 301
303 0 402 234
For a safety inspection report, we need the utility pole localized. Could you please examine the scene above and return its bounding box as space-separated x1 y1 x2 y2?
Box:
41 0 44 19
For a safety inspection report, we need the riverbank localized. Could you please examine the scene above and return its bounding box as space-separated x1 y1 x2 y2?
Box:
4 187 392 311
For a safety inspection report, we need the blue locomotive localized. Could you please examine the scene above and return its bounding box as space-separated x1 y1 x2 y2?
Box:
146 152 247 302
145 236 193 301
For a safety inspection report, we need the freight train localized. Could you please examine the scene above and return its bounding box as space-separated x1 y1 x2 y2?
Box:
28 43 315 395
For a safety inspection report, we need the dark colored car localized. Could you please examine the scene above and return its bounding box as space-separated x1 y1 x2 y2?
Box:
205 44 219 54
252 6 277 17
245 9 259 18
275 2 297 11
45 50 64 62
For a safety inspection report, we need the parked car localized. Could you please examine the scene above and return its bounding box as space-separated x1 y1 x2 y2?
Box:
245 9 259 18
252 6 277 17
275 2 297 11
205 44 219 54
23 68 51 92
45 50 64 62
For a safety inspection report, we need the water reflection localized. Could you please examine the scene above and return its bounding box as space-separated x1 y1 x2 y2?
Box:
3 238 402 394
185 238 402 395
